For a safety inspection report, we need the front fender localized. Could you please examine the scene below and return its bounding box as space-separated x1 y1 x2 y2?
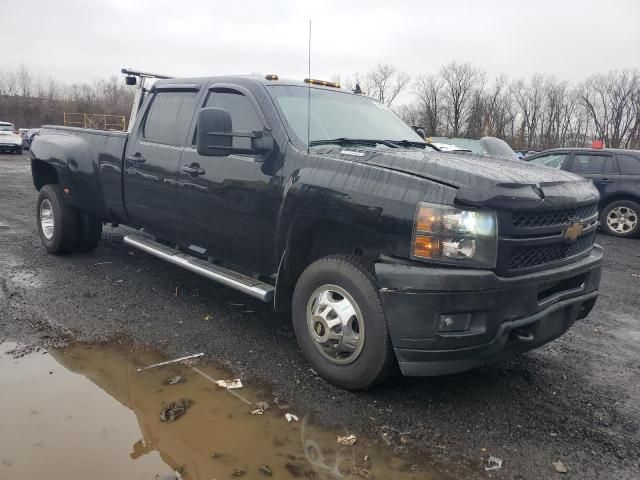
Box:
275 148 456 261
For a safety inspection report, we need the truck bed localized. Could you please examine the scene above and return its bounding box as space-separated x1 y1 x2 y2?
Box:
31 125 129 223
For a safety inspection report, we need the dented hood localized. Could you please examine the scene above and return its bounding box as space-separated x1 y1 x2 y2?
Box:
320 147 599 209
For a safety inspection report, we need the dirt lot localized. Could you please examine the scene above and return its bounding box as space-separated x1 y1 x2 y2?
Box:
1 152 639 479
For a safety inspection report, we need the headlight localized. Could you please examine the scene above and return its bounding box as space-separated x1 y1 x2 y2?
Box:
411 202 498 268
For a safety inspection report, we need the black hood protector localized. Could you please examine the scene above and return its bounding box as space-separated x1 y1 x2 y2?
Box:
321 147 599 210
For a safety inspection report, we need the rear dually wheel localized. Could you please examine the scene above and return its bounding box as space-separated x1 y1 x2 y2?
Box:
36 185 78 254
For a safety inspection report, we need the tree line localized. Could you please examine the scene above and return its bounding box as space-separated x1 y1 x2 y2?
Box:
335 62 640 150
1 63 639 151
0 65 134 130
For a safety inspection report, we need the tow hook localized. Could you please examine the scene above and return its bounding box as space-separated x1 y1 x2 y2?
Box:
511 328 534 342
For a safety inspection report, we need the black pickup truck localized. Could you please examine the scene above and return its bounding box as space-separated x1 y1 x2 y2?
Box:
30 73 603 389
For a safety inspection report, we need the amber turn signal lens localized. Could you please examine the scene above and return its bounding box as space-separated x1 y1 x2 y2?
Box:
413 235 439 258
416 206 441 233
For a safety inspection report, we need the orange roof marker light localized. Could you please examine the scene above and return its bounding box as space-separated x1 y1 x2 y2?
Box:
265 74 279 81
304 78 341 89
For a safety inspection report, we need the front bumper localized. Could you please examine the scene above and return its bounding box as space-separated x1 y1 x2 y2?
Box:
375 245 603 376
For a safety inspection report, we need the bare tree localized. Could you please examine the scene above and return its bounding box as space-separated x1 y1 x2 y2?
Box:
0 65 134 129
513 75 545 149
440 62 484 136
364 64 411 107
483 75 515 139
396 103 421 127
580 69 639 148
413 74 443 136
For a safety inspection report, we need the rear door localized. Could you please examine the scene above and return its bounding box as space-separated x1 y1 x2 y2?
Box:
124 85 201 238
177 84 283 274
566 152 619 200
615 153 640 197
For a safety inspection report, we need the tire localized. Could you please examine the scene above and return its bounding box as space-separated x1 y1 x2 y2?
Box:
16 147 23 155
36 185 78 254
292 255 395 390
75 211 102 252
599 200 640 238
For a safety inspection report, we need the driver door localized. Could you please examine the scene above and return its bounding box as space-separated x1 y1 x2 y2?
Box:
177 86 283 274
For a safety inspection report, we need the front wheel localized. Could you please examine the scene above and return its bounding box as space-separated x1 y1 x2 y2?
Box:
600 200 640 238
292 255 395 390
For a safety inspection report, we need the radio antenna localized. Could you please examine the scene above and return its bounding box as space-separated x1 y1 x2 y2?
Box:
307 20 311 153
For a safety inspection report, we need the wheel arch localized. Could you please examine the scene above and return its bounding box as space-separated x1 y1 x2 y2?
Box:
599 193 640 210
274 216 393 312
31 159 60 190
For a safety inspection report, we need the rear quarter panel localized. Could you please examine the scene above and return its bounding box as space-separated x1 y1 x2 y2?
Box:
31 126 129 222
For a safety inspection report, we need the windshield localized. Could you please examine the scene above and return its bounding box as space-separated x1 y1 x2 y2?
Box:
267 85 424 146
0 124 15 132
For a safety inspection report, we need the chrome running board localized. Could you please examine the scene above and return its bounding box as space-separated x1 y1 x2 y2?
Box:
123 234 274 302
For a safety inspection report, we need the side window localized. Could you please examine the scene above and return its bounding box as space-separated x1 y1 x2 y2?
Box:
143 91 198 146
617 154 640 175
528 153 567 169
569 154 613 174
192 88 263 149
204 89 263 132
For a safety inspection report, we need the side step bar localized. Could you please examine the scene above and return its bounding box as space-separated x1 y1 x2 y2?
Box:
123 234 274 302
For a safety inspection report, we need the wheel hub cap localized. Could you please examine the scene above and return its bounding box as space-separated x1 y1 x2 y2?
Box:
40 199 54 240
607 206 638 234
306 285 365 365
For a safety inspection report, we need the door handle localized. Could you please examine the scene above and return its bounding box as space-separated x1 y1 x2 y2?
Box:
181 164 205 176
128 152 146 164
595 178 613 184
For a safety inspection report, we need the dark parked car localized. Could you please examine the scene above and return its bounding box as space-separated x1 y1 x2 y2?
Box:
526 148 640 238
29 72 602 389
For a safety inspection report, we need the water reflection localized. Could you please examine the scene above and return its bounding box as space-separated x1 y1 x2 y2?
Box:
0 341 447 479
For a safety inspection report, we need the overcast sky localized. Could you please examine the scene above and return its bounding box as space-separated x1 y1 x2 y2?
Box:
3 0 639 86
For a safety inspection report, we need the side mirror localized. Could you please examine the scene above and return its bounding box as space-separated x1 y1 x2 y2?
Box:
412 126 426 140
125 76 137 86
196 107 273 159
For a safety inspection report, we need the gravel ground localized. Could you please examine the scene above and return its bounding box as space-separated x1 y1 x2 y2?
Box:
1 152 639 479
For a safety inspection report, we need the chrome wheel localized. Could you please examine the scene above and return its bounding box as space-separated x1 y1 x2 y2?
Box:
40 199 55 240
306 284 365 365
607 206 638 234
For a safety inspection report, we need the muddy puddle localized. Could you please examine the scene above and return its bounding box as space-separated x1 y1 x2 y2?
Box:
0 340 452 480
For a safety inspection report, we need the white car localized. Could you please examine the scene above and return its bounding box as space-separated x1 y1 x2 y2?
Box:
0 122 23 154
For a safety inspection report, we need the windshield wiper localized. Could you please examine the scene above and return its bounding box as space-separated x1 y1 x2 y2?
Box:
309 138 399 148
385 139 441 151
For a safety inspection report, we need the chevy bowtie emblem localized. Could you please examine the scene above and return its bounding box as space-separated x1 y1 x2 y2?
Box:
563 221 584 242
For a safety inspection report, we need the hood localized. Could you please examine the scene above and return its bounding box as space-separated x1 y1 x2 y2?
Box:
318 146 599 209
